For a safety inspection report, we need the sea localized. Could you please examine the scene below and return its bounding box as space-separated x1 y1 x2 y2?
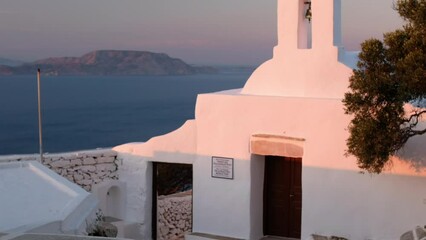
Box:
0 71 252 155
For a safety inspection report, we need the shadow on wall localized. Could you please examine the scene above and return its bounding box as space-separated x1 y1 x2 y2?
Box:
92 180 127 220
250 154 265 240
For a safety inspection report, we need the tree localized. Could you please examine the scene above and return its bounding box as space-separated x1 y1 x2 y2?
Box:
343 0 426 173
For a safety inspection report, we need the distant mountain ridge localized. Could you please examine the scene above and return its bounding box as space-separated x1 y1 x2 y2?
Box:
0 50 217 76
0 57 24 67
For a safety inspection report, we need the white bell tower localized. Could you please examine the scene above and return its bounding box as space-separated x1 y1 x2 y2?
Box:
242 0 355 99
276 0 342 51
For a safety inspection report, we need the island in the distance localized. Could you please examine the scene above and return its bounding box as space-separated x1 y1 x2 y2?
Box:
0 50 217 76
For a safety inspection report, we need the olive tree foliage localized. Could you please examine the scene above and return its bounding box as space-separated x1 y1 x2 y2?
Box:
343 0 426 173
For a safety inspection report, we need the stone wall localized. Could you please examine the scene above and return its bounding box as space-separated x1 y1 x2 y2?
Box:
0 149 119 191
157 190 192 240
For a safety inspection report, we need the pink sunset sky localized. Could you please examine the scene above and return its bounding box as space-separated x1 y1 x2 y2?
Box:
0 0 403 65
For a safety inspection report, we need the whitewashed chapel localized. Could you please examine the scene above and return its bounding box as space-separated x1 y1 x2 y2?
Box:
112 0 426 239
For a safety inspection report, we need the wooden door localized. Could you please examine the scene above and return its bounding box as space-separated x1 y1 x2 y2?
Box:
264 156 302 238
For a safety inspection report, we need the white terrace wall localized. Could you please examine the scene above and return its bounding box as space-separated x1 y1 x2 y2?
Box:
0 149 119 191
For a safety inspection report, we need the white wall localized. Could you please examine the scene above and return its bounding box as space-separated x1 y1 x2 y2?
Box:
115 153 152 239
192 156 252 239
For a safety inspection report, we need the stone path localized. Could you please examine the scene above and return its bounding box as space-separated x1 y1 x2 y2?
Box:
260 237 300 240
187 232 244 240
0 233 129 240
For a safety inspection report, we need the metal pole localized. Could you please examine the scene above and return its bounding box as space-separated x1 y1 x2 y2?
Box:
37 68 43 162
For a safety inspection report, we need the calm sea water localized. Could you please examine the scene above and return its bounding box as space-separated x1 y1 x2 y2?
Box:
0 72 251 155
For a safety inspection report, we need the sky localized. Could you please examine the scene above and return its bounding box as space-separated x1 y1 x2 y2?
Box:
0 0 404 65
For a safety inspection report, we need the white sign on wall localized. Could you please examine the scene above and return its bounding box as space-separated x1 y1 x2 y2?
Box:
211 156 234 180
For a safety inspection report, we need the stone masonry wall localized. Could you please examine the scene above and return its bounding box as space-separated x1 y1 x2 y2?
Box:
0 149 119 191
157 190 192 240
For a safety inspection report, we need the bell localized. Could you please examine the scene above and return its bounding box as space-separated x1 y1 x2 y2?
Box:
304 2 312 22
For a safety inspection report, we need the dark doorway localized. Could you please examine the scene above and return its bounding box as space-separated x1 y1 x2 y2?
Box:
263 156 302 238
152 162 193 240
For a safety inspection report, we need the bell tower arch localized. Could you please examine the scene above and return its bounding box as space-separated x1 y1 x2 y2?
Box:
276 0 342 52
242 0 354 99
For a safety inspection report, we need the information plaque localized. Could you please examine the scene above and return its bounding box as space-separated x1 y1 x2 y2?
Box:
211 156 234 180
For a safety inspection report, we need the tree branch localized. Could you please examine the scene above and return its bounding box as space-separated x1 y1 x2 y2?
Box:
409 127 426 137
403 109 426 123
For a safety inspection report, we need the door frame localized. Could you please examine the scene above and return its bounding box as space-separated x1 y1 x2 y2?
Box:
152 162 158 240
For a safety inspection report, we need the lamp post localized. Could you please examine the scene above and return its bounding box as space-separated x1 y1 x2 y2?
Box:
37 68 44 162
